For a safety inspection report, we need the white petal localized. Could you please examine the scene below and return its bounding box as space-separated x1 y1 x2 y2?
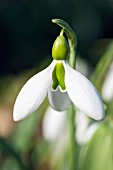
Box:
75 111 98 144
13 61 55 121
64 62 105 120
42 106 66 141
48 87 71 111
102 62 113 101
75 111 88 144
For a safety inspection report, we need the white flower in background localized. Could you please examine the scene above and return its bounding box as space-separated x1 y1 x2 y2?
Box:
102 62 113 102
75 111 99 144
13 34 105 121
42 106 66 141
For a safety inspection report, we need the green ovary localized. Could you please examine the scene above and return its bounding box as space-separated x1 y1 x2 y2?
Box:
52 35 69 60
52 63 66 91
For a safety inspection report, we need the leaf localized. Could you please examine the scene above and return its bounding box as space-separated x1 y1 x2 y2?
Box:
79 123 113 170
106 98 113 117
91 41 113 92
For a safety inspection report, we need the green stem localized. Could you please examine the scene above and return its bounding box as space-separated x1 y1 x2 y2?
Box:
52 19 77 170
67 105 76 170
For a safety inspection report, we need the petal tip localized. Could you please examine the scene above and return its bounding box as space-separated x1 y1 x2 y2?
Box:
90 107 105 121
13 109 22 121
13 113 20 121
13 104 25 121
96 111 105 121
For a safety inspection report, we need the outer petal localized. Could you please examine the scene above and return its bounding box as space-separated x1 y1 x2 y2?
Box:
64 62 105 120
48 87 71 111
13 61 55 121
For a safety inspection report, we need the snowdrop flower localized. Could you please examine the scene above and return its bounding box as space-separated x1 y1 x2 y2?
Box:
102 62 113 102
43 106 66 141
13 29 105 121
75 111 99 144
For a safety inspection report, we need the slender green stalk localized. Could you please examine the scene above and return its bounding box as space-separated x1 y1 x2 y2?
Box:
67 105 76 170
52 19 77 170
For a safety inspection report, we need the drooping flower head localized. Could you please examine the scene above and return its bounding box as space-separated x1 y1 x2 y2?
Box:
13 20 105 121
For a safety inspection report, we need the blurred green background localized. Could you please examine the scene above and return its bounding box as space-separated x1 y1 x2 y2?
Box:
0 0 113 170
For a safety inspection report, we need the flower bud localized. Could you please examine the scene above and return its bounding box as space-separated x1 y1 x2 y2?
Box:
52 35 69 60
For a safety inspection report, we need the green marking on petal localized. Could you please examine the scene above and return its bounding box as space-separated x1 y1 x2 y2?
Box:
52 65 59 90
56 62 66 91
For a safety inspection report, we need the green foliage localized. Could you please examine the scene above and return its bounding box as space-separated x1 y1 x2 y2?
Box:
107 99 113 117
91 41 113 92
78 123 113 170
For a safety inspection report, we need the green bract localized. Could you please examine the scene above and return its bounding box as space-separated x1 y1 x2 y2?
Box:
52 35 69 60
52 62 66 91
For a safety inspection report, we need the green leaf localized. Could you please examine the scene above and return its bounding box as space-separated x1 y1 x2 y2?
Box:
91 41 113 92
79 123 113 170
106 98 113 117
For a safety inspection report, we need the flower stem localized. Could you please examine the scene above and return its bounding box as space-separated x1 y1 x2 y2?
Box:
52 19 77 170
67 105 76 170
